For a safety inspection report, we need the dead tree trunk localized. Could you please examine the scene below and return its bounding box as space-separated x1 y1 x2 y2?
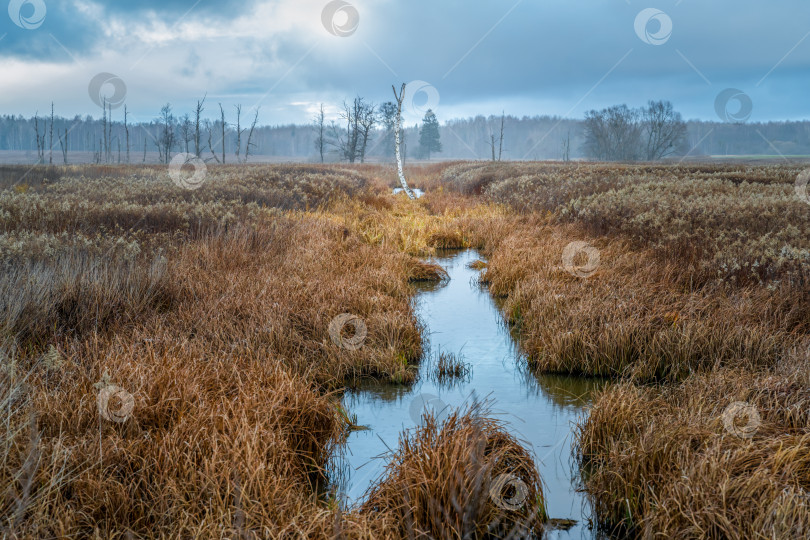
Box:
498 112 505 161
245 108 259 163
392 84 415 199
207 121 221 164
234 105 243 163
219 104 226 164
124 105 130 163
49 103 54 165
58 128 68 164
194 96 205 158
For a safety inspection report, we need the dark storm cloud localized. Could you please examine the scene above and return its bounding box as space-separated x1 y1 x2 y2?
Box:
1 0 259 60
1 1 97 60
2 0 810 122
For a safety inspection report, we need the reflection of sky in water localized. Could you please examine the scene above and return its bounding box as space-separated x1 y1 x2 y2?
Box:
334 250 607 539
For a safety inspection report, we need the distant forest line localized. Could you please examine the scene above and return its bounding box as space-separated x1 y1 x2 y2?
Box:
1 110 809 163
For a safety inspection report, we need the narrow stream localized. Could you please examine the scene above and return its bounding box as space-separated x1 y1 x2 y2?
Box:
334 250 606 538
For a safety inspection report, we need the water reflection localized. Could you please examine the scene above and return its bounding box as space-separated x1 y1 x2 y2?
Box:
333 250 607 539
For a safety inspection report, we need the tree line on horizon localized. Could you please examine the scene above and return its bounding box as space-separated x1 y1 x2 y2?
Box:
0 98 808 164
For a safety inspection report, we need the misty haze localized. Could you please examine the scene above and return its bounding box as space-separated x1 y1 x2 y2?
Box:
2 1 810 539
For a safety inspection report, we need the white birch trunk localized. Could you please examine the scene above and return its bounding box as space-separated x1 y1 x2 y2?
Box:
393 84 416 199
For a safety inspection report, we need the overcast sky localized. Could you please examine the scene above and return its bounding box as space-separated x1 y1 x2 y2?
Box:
2 0 810 126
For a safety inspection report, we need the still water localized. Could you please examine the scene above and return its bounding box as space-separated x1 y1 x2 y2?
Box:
334 250 606 538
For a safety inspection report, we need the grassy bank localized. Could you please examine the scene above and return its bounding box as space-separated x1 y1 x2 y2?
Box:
0 164 542 538
438 161 810 537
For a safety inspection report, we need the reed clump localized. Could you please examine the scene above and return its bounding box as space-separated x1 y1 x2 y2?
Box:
577 360 810 538
0 164 460 538
361 405 546 539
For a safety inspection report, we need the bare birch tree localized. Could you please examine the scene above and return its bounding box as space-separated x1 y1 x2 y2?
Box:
392 83 415 199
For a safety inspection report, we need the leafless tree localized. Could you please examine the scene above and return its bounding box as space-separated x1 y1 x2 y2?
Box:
244 108 260 163
194 95 206 158
124 105 130 163
49 103 54 165
58 128 68 164
33 112 45 164
583 105 642 161
498 112 505 161
334 98 361 163
179 113 192 154
206 119 220 163
313 104 326 163
234 105 244 163
107 102 112 163
219 103 226 164
358 101 377 163
157 103 175 164
562 131 571 162
392 83 415 199
584 102 686 162
101 98 107 163
642 100 687 161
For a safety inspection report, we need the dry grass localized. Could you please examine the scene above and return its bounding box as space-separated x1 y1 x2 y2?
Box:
577 360 810 538
0 163 551 539
5 160 810 537
440 162 810 537
443 161 810 286
361 405 546 539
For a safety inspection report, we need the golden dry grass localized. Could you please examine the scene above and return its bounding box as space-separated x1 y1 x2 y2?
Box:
441 161 810 538
4 159 810 538
0 163 540 539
